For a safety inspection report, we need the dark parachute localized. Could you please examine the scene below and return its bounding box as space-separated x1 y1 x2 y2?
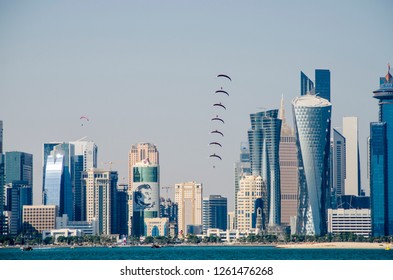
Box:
211 130 224 137
215 89 229 96
213 102 226 110
211 115 224 124
209 142 222 147
209 153 222 160
217 74 232 81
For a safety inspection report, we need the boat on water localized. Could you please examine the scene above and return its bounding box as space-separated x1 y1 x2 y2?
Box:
151 244 161 249
20 246 33 251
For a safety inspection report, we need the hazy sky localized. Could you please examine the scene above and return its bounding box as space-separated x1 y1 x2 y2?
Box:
1 0 392 209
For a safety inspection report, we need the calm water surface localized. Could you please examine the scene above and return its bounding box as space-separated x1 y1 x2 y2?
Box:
1 246 393 260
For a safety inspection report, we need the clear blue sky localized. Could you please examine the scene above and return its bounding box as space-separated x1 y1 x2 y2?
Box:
1 0 392 209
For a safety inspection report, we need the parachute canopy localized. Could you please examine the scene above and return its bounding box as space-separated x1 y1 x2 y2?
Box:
215 89 229 96
211 130 224 137
213 102 226 110
211 116 224 124
209 153 222 160
217 74 232 81
209 142 222 147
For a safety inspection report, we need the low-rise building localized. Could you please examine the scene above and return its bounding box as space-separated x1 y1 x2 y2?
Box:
23 205 58 233
328 208 371 237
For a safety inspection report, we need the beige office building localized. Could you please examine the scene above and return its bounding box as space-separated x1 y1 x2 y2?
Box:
23 205 58 233
279 96 298 226
236 175 263 232
343 117 360 196
128 143 159 235
82 168 118 235
175 181 202 235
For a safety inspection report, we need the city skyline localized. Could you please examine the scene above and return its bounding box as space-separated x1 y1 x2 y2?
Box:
1 1 392 211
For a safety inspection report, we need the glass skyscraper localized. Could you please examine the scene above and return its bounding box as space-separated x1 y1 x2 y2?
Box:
43 143 75 219
5 151 33 186
248 109 281 227
202 195 227 233
300 69 331 102
293 94 331 235
315 69 331 102
370 66 393 236
300 71 314 96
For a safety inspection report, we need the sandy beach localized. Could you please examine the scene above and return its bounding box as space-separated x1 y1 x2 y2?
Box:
276 242 393 249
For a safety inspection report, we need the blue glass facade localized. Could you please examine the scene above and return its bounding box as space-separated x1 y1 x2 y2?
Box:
5 152 33 186
202 195 227 232
248 110 282 227
315 69 331 102
300 70 331 102
371 67 393 236
370 123 387 236
300 71 314 96
293 94 331 235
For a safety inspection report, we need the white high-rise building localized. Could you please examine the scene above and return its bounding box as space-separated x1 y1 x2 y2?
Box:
70 139 98 170
236 175 263 232
82 168 118 235
175 181 202 236
343 117 360 196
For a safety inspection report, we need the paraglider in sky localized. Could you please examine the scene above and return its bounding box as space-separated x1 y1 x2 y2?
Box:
211 115 224 124
215 89 229 96
209 73 231 168
209 153 222 160
209 142 222 147
217 74 232 81
211 130 224 137
80 116 89 126
213 102 226 110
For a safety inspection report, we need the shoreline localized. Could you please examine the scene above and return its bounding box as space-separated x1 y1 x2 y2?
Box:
2 242 392 250
276 242 393 249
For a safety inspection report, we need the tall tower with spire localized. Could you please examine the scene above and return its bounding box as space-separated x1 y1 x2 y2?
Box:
370 64 393 237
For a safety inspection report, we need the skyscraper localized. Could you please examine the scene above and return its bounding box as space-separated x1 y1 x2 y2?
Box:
343 117 361 196
43 143 75 219
4 182 32 235
175 181 202 236
331 128 346 197
128 143 159 235
248 109 281 227
236 175 263 232
130 159 160 236
202 195 227 233
315 69 331 102
70 140 98 221
300 72 314 97
82 168 118 235
370 65 393 236
279 96 298 226
293 94 331 235
300 69 331 102
5 151 33 186
234 142 251 229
